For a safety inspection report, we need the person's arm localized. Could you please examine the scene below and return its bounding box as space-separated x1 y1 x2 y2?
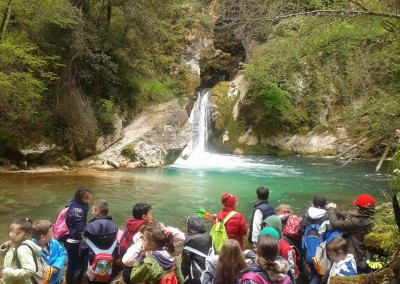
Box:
327 209 359 233
52 241 67 272
251 209 263 244
239 214 248 237
165 226 185 247
130 260 152 283
122 240 145 267
3 246 36 281
298 213 310 236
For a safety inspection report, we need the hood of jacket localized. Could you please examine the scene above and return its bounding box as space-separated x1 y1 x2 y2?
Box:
151 250 175 270
186 215 206 235
308 207 327 220
125 217 146 234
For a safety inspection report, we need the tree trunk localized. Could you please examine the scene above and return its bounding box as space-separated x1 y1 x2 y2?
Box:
0 0 13 40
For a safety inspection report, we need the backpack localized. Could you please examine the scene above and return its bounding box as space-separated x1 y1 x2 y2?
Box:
53 207 69 240
118 229 135 257
159 264 178 284
210 211 237 252
86 238 118 283
312 241 332 276
15 243 53 284
282 215 302 241
183 245 215 283
240 272 291 284
302 223 322 264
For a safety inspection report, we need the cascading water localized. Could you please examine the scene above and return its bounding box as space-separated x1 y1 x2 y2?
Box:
189 89 211 155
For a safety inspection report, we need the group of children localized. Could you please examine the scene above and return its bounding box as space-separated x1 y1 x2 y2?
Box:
0 186 376 284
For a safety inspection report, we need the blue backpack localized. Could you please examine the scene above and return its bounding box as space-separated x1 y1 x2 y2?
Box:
302 224 322 264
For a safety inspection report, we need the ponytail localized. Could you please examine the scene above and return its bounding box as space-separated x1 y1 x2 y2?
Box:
164 231 175 255
144 220 176 255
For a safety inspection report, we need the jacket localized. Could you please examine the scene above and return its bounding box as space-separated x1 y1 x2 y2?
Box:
298 207 329 236
215 207 248 248
182 216 213 284
32 238 67 284
1 240 40 284
201 255 218 284
327 208 374 264
80 216 119 264
327 254 357 284
249 201 275 245
66 199 89 240
130 250 184 284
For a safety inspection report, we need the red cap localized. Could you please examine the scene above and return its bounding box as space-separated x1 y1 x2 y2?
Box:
221 192 237 208
353 194 375 208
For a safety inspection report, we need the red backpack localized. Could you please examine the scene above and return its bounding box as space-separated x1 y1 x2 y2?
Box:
282 215 302 241
159 265 178 284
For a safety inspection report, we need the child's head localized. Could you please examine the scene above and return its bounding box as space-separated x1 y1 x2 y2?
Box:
9 219 32 245
185 215 206 235
92 200 109 217
261 215 282 237
132 202 152 221
221 193 238 209
256 187 270 201
32 220 53 245
312 195 326 209
327 236 348 262
143 220 174 255
276 204 292 215
353 194 375 213
74 186 92 204
257 234 279 261
216 240 248 284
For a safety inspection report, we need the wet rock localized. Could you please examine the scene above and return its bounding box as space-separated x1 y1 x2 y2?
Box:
10 165 18 171
107 160 120 169
62 166 70 171
96 117 124 152
233 148 244 155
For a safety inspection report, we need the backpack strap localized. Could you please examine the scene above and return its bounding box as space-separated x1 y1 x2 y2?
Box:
183 246 208 258
241 272 268 284
223 211 237 224
85 238 118 255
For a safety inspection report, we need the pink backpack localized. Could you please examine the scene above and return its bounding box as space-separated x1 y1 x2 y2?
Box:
241 272 290 284
283 215 302 241
53 207 69 240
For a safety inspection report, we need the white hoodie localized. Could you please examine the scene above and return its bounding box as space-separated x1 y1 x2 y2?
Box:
328 254 357 284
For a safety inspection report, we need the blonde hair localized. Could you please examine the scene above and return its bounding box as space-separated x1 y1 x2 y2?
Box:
32 220 52 239
276 204 292 214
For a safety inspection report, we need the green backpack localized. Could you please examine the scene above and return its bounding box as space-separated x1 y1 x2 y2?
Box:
210 211 237 252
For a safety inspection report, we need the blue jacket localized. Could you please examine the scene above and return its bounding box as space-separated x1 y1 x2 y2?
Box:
32 238 67 284
80 216 119 264
66 199 89 240
248 200 275 244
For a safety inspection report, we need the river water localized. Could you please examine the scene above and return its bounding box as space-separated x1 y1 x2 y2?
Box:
0 90 392 242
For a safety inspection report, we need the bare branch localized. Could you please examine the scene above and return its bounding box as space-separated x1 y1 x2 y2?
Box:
349 0 369 12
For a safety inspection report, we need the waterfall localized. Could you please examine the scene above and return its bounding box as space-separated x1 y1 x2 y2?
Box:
189 89 210 155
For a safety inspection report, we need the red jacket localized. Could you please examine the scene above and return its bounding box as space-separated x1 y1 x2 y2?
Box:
214 207 248 248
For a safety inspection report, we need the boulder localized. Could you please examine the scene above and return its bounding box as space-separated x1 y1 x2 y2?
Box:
97 101 191 168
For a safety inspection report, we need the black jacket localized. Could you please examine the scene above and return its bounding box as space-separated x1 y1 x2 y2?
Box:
181 216 213 284
248 200 275 244
66 199 89 240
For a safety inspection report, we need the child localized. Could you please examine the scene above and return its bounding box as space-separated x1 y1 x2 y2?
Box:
121 202 152 257
130 220 184 284
262 215 297 278
214 193 248 248
65 186 92 284
32 220 67 284
202 239 248 284
0 219 40 284
181 215 213 284
242 234 292 284
326 236 357 284
248 186 275 247
80 200 119 284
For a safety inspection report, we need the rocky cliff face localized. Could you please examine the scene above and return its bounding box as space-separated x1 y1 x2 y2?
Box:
92 101 191 169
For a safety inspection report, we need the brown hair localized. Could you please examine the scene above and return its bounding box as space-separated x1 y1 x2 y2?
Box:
216 240 248 284
144 220 175 255
256 234 280 272
11 218 32 234
93 200 109 216
327 236 347 254
32 220 52 240
276 204 293 214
